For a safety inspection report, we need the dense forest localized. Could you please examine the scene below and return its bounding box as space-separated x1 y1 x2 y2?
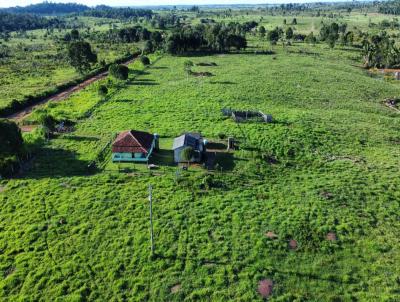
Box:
0 12 63 32
1 2 89 15
378 0 400 15
82 8 153 19
166 22 251 54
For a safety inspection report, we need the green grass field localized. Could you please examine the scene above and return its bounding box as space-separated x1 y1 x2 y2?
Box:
0 22 139 111
1 34 400 301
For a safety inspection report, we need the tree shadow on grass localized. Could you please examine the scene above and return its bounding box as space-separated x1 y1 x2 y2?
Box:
129 70 150 76
60 135 100 142
151 66 169 70
209 81 236 85
131 81 159 86
19 147 97 179
215 152 236 171
150 149 175 167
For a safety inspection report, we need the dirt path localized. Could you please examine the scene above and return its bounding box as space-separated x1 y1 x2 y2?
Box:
6 57 136 123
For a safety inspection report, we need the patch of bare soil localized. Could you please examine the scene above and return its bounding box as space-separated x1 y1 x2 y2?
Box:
265 231 278 239
320 191 334 200
288 239 298 250
20 125 38 133
171 284 181 293
0 185 5 193
326 232 337 241
258 279 274 299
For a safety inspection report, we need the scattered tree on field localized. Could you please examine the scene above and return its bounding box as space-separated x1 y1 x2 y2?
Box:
286 27 294 40
259 25 266 38
109 64 129 80
140 56 150 66
98 85 108 98
67 41 97 74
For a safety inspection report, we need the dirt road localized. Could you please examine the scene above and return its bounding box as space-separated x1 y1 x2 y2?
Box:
6 57 136 123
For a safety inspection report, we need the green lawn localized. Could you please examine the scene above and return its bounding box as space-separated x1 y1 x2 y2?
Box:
1 35 400 301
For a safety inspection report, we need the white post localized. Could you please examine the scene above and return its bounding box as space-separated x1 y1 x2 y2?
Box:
149 185 155 257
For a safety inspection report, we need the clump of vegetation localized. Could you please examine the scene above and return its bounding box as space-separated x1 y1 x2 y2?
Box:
98 84 108 98
109 64 129 80
67 41 97 74
140 56 150 66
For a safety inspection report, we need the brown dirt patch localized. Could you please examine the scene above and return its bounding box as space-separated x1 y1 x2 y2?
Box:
258 279 274 299
288 239 298 250
171 284 181 293
265 231 278 239
320 191 334 200
20 125 37 133
326 232 337 241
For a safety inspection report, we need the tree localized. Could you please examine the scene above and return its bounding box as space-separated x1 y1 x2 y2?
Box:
259 25 266 38
286 27 294 40
143 40 154 54
292 18 297 25
180 146 194 168
70 29 80 40
109 64 129 80
0 119 23 156
267 27 280 43
98 85 108 98
67 41 97 74
140 56 150 66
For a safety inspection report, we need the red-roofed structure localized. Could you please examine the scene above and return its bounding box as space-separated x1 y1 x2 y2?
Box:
112 130 157 162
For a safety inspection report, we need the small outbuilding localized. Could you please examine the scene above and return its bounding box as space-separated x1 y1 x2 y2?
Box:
173 133 206 163
112 130 158 162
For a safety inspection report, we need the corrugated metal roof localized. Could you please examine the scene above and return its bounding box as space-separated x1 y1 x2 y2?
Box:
173 133 202 150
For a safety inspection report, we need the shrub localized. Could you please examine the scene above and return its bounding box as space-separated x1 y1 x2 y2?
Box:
98 85 108 97
109 64 129 80
140 56 150 66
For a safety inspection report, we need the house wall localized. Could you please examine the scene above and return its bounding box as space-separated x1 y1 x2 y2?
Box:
112 137 156 163
112 152 147 162
174 147 202 163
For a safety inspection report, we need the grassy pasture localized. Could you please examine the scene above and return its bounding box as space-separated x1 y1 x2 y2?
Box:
1 37 400 301
0 21 139 111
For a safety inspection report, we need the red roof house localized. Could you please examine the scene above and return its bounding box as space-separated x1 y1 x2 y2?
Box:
112 130 157 162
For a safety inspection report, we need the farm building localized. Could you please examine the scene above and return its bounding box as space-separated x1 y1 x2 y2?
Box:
173 133 206 163
112 130 158 162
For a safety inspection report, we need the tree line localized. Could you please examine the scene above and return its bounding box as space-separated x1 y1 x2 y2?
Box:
82 8 153 19
378 1 400 15
1 2 89 15
165 22 250 54
0 12 63 32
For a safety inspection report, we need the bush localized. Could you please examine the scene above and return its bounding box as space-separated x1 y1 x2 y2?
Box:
109 64 129 80
98 85 108 97
140 56 151 66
